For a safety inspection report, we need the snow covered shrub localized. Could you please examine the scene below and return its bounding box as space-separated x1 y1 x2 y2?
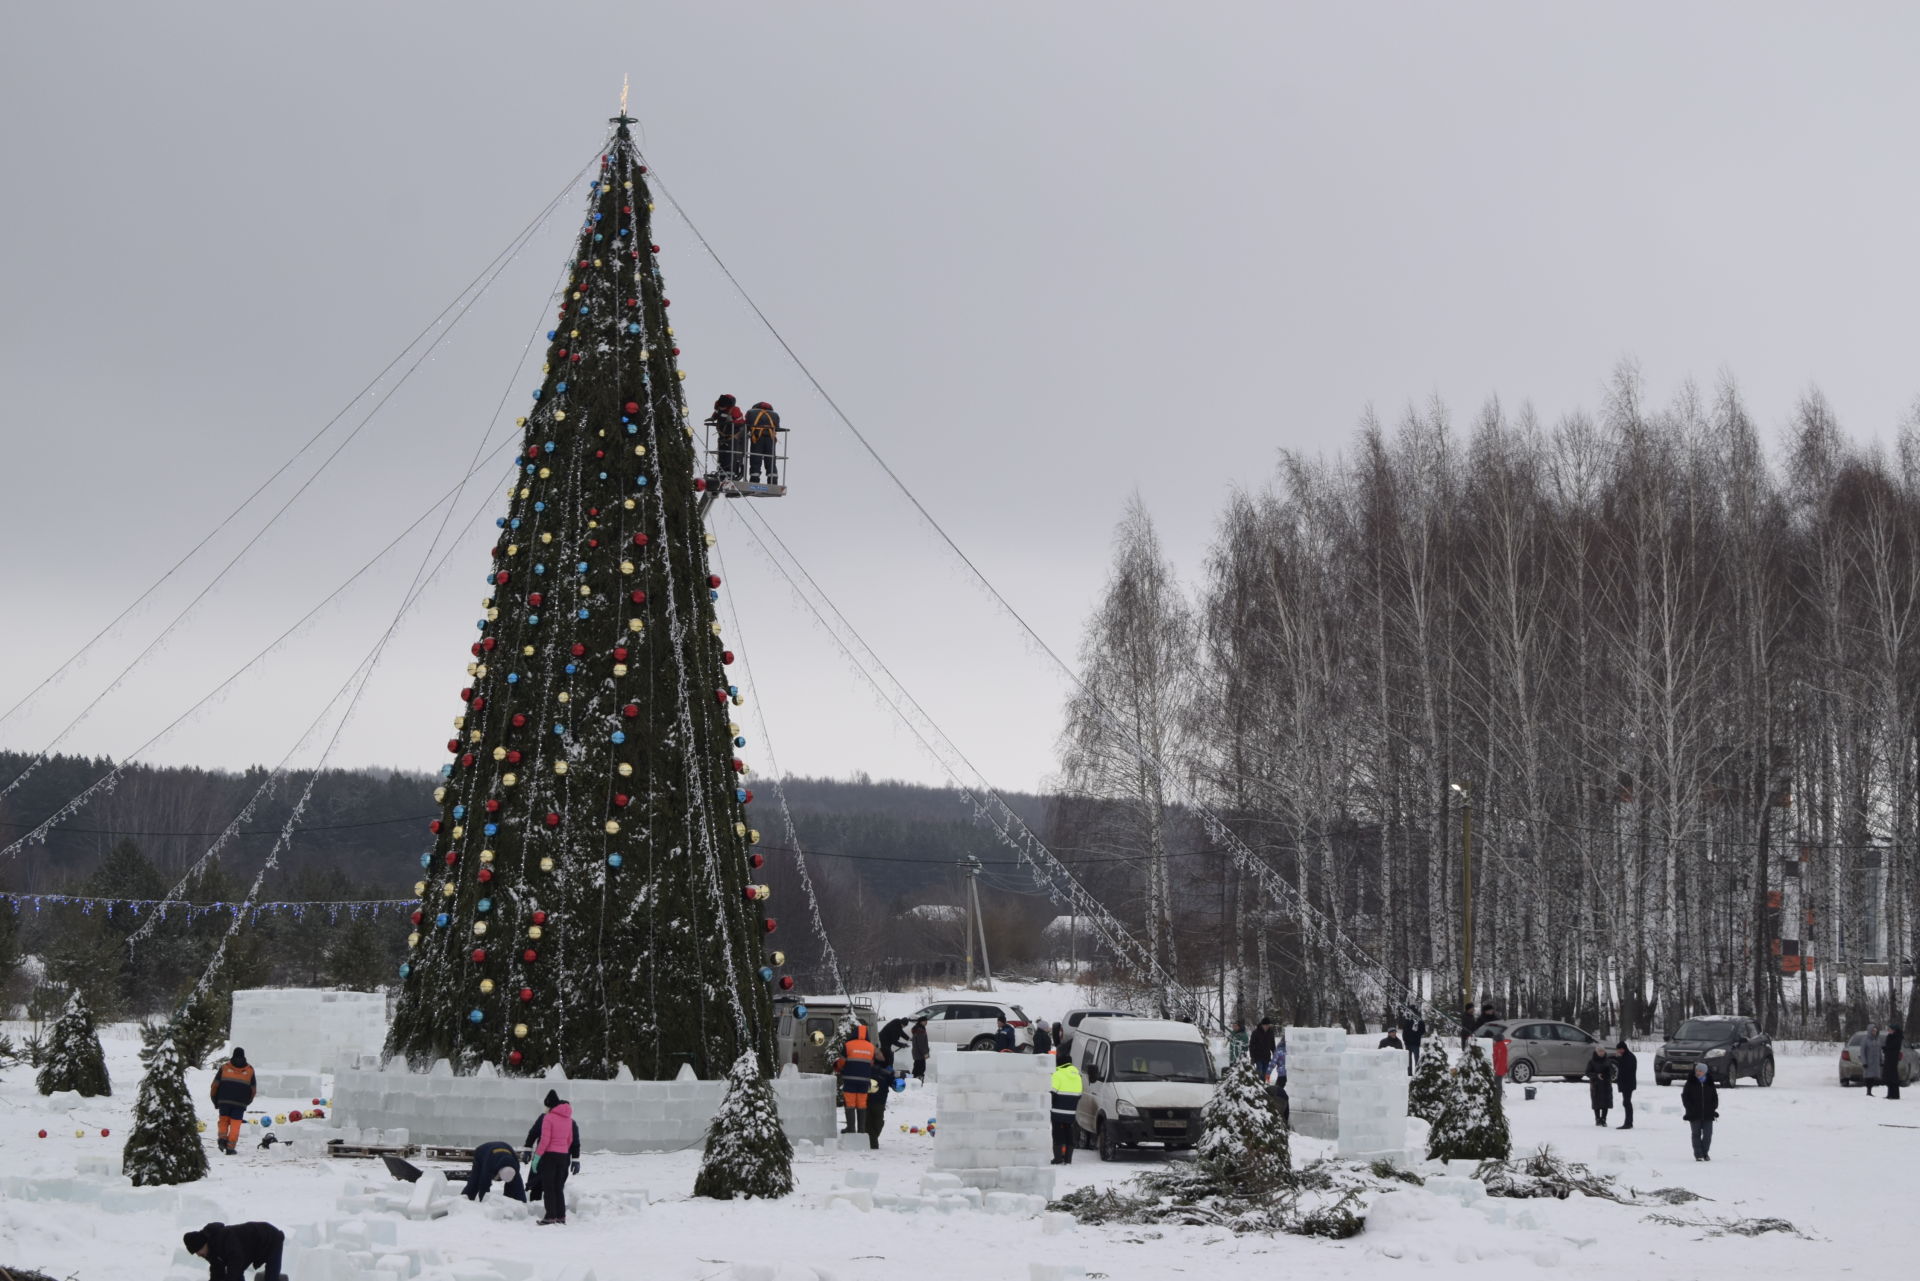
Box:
1198 1059 1290 1190
122 1037 207 1186
37 992 110 1098
1426 1041 1508 1162
1407 1038 1451 1121
693 1052 793 1200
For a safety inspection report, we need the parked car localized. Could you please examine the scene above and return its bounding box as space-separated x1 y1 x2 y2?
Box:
1473 1019 1609 1084
774 995 882 1074
1057 1008 1146 1053
1072 1017 1218 1161
1654 1015 1774 1087
899 998 1035 1052
1840 1031 1916 1086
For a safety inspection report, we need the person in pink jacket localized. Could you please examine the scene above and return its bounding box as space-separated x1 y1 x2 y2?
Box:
527 1090 579 1225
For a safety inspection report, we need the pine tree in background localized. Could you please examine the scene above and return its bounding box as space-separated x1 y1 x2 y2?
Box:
1196 1059 1290 1191
121 1037 207 1186
384 114 778 1080
692 1051 793 1200
1407 1038 1452 1122
1426 1041 1510 1162
37 992 110 1097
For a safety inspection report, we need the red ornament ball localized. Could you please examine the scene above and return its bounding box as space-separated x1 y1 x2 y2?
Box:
289 1109 303 1122
37 1130 46 1139
471 948 487 963
632 533 650 547
520 987 534 1002
445 851 460 866
430 819 444 833
743 790 754 804
715 690 729 704
731 759 746 773
527 592 543 608
485 799 501 813
629 591 646 606
512 714 528 728
526 445 541 460
460 687 474 701
708 575 723 588
410 910 423 925
523 948 539 962
571 643 587 657
587 539 599 549
532 910 548 924
779 976 796 991
624 401 639 414
763 918 778 934
477 868 493 883
446 739 460 754
460 754 476 768
693 478 707 492
506 750 523 764
594 450 605 461
483 637 498 652
614 646 630 661
470 642 483 657
545 812 561 828
470 696 486 711
650 243 660 253
495 571 510 585
613 793 629 808
508 1050 524 1066
721 651 735 665
622 703 640 718
312 1108 325 1119
750 853 765 869
100 1129 109 1138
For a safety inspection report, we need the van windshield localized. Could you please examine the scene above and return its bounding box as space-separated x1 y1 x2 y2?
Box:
1111 1041 1215 1083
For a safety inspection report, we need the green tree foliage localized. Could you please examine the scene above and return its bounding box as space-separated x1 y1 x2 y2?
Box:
1408 1038 1452 1122
1427 1041 1510 1162
37 992 110 1097
384 119 775 1080
122 1037 207 1186
693 1052 793 1200
1196 1058 1290 1191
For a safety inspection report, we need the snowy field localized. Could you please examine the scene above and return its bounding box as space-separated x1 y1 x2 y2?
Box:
0 987 1909 1280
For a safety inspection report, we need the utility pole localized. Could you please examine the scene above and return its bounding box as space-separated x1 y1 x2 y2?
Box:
963 857 993 989
963 860 975 987
1451 782 1473 1046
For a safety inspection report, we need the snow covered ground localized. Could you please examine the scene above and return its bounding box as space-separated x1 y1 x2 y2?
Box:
0 996 1908 1280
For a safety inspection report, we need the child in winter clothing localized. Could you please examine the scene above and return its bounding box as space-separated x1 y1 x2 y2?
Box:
183 1221 285 1281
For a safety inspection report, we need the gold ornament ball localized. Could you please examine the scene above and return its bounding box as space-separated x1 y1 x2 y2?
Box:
506 543 519 555
408 932 421 947
734 822 747 837
503 773 519 786
442 884 456 898
770 951 785 966
605 820 621 834
414 880 426 895
705 534 717 547
452 823 467 837
539 857 555 872
621 560 635 574
749 830 761 844
515 416 528 426
475 664 489 678
514 1023 529 1038
635 445 648 456
480 849 496 863
554 761 569 775
473 921 488 936
579 586 591 598
557 692 570 704
197 1121 207 1133
618 762 633 777
519 487 531 499
538 467 551 479
523 645 536 656
529 925 544 940
554 410 567 421
480 979 495 994
809 1030 826 1046
613 663 629 676
729 722 741 736
453 716 466 730
623 498 636 510
492 747 507 761
434 787 447 802
732 695 745 706
486 607 500 621
276 1114 287 1125
628 619 644 633
540 532 553 544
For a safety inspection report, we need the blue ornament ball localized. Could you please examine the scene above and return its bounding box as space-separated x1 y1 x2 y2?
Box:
608 853 624 868
398 963 411 979
578 609 590 620
419 853 431 868
260 1116 273 1128
507 673 520 684
735 788 747 802
792 1005 808 1020
453 805 466 818
435 913 449 927
734 737 746 748
611 730 626 744
469 1009 485 1024
477 898 493 913
759 967 773 982
484 823 499 836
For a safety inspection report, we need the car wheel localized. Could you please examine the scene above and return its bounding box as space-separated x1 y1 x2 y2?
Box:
1509 1059 1535 1085
1654 1075 1670 1087
1097 1119 1117 1162
1757 1057 1775 1088
967 1036 997 1052
1842 1077 1855 1087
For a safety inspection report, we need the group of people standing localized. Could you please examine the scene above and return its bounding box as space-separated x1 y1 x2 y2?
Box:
1583 1043 1639 1130
705 394 786 483
1858 1022 1906 1099
833 1015 934 1148
457 1088 582 1225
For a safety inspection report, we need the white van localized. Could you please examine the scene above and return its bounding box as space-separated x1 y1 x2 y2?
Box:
1069 1018 1218 1160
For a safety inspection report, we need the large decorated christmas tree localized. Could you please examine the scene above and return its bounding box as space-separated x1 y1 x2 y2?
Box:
385 115 782 1080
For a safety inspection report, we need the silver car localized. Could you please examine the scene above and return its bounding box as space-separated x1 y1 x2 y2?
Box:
1480 1019 1609 1084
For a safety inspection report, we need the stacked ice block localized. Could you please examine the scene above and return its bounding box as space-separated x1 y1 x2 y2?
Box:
228 988 389 1076
1283 1026 1345 1140
931 1047 1055 1196
1335 1046 1409 1160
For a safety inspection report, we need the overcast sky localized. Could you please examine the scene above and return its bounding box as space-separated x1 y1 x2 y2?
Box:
2 3 1917 802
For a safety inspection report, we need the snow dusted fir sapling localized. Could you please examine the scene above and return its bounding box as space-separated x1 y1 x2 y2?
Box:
1197 1059 1290 1191
1426 1040 1511 1162
122 1037 208 1187
384 113 783 1080
692 1051 793 1200
1407 1038 1452 1122
37 992 110 1098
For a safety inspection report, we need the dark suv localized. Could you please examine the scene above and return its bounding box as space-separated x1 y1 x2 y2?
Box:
1654 1015 1774 1087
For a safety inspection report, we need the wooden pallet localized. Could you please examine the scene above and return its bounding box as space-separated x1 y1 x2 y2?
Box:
418 1145 477 1162
325 1142 419 1159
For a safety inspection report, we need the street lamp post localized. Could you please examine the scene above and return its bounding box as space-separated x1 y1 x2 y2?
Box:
1452 782 1473 1046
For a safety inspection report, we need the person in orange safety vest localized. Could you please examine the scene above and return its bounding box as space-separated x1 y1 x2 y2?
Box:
835 1024 876 1134
208 1047 257 1155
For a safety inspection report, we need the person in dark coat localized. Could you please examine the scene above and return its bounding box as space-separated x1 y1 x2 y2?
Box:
1031 1020 1053 1055
1586 1046 1614 1126
1378 1028 1404 1052
993 1017 1016 1052
1681 1061 1719 1160
910 1017 930 1081
1400 1007 1426 1076
1886 1024 1905 1100
1863 1022 1884 1096
745 401 783 483
876 1016 910 1068
461 1140 526 1202
864 1059 897 1148
183 1221 285 1281
1250 1018 1276 1079
707 394 745 478
1613 1041 1638 1129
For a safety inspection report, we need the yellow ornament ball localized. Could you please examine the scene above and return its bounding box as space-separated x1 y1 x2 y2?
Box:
770 951 785 966
554 410 567 421
605 820 621 834
197 1121 207 1132
629 619 644 633
519 487 531 499
492 747 507 762
474 921 488 936
539 857 555 872
557 691 570 704
749 830 761 845
529 925 543 940
409 932 420 947
809 1030 826 1046
735 822 747 837
732 695 745 706
486 607 500 621
554 761 569 775
617 762 633 777
613 663 629 677
634 445 648 457
476 661 490 675
276 1114 287 1125
540 532 553 544
434 787 447 802
503 773 519 787
442 884 456 898
506 543 519 555
480 849 496 864
523 645 536 657
622 498 636 510
515 416 528 427
621 560 635 574
579 586 592 598
75 1129 86 1138
514 1024 530 1038
453 717 466 731
705 533 717 546
480 979 495 994
538 467 551 480
414 881 426 895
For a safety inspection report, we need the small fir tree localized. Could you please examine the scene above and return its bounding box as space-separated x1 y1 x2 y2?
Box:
1196 1059 1290 1191
692 1051 794 1200
122 1037 207 1186
1426 1041 1510 1162
37 992 111 1098
1408 1038 1452 1122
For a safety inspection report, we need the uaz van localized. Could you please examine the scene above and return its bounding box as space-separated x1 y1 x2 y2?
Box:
1070 1017 1218 1160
